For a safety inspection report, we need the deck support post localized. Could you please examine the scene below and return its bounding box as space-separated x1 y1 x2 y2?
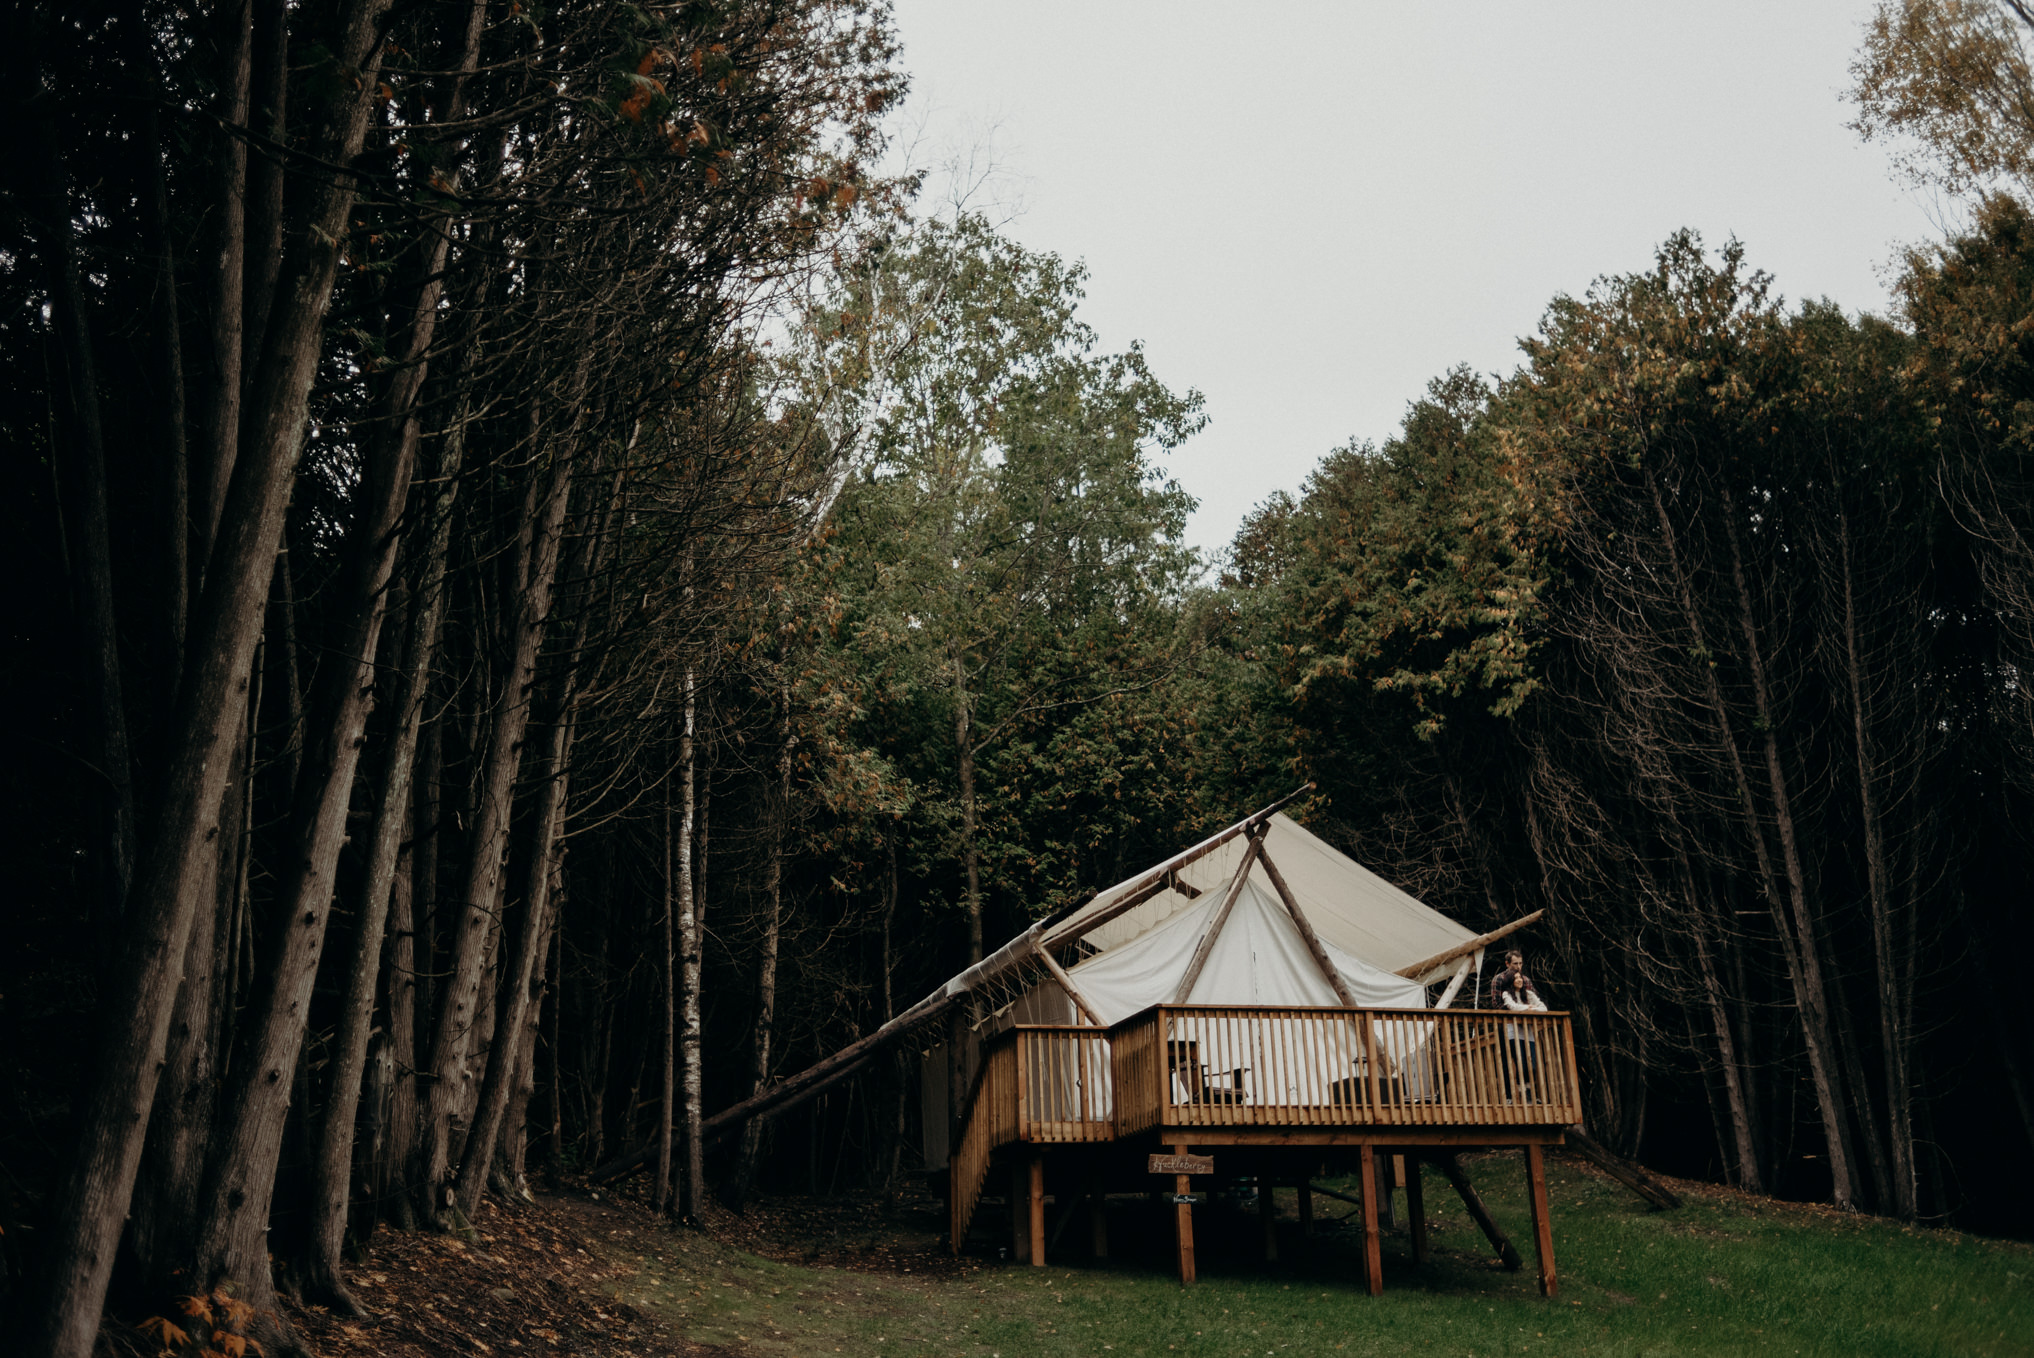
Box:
1089 1174 1108 1259
1297 1181 1314 1236
1436 1152 1523 1271
1259 1178 1278 1263
1405 1153 1429 1264
1010 1161 1028 1262
1379 1152 1399 1230
1357 1144 1383 1296
1027 1155 1047 1267
1172 1143 1197 1285
1525 1144 1557 1297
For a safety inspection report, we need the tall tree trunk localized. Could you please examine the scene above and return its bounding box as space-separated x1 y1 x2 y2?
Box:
1834 502 1918 1219
193 0 250 583
1681 848 1763 1192
26 0 395 1344
455 710 577 1222
420 440 576 1226
305 408 467 1305
954 652 982 963
1713 474 1863 1209
1643 462 1859 1210
733 680 790 1203
191 226 435 1317
678 664 705 1220
657 773 676 1213
29 118 136 935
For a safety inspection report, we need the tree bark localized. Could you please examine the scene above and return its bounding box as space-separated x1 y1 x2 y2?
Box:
1834 501 1918 1219
193 0 251 583
954 651 982 963
1712 473 1863 1210
305 406 467 1306
420 439 576 1226
25 0 394 1344
455 709 576 1222
657 772 676 1213
733 680 791 1204
678 664 705 1220
29 117 136 935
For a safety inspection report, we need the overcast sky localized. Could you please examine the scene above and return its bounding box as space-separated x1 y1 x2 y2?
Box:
884 0 1942 561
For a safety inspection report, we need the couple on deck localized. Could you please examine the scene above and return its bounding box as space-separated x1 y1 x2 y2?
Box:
1491 949 1548 1101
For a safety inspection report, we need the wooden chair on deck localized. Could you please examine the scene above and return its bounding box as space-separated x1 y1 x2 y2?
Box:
1166 1039 1248 1105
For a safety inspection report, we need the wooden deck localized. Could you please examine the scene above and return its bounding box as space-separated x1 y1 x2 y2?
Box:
950 1004 1581 1286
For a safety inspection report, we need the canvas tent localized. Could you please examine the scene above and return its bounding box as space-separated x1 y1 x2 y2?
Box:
917 810 1496 1168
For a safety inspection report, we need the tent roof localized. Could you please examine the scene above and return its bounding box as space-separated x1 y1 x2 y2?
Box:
1063 876 1428 1024
1045 812 1477 977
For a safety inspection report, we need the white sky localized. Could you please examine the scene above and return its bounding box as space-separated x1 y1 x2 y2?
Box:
885 0 1942 560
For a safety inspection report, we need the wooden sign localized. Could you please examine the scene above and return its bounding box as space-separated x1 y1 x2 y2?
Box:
1149 1152 1214 1176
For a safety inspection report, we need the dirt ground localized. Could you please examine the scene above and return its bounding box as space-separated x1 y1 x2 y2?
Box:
278 1175 965 1358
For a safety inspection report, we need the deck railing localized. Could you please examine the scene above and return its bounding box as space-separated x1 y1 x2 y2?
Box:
1110 1005 1582 1132
951 1007 1580 1250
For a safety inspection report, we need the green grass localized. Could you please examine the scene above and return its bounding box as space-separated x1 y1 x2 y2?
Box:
590 1156 2034 1357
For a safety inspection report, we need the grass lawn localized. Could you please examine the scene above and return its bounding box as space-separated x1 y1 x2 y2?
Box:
584 1154 2034 1358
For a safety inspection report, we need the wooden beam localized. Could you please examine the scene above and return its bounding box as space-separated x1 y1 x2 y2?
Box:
1525 1144 1557 1297
1405 1153 1431 1262
1167 869 1203 900
1030 937 1106 1027
1027 1155 1047 1267
1259 1178 1279 1262
1180 1127 1569 1147
1434 1152 1523 1271
1172 1142 1198 1285
1046 784 1310 950
1395 910 1545 982
1173 829 1265 1003
1562 1124 1681 1210
1358 1144 1383 1296
1257 844 1359 1008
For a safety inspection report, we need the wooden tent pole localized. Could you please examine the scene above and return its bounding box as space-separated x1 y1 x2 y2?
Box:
1396 910 1545 983
1257 844 1360 1008
1045 784 1310 950
1172 828 1266 1004
1031 938 1105 1027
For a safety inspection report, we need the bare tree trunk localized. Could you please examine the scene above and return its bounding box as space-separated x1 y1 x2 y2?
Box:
382 846 421 1230
1643 462 1859 1210
678 664 705 1220
192 249 434 1321
25 0 394 1343
1834 503 1918 1219
420 441 575 1226
193 0 250 581
305 409 466 1305
1713 475 1863 1209
657 772 676 1213
954 652 982 963
734 682 791 1203
455 710 577 1222
1680 849 1763 1192
28 117 136 934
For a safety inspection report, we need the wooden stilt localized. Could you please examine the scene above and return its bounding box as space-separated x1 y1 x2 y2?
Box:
1436 1152 1522 1271
1011 1161 1028 1263
1027 1155 1047 1267
1259 1178 1279 1262
1525 1144 1557 1297
1358 1144 1382 1296
1298 1181 1314 1236
1173 1144 1197 1285
1405 1152 1429 1264
1089 1175 1109 1259
1379 1150 1399 1230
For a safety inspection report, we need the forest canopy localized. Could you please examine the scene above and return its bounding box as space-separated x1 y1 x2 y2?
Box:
4 0 2034 1353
